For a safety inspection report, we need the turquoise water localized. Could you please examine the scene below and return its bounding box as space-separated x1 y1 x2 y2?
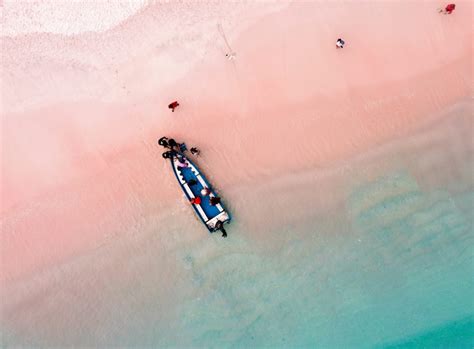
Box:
3 111 473 347
382 315 474 348
168 172 473 348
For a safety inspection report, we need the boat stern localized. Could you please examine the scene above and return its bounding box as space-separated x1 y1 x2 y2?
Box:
206 211 231 232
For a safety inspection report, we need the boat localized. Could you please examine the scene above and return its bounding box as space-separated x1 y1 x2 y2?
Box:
158 137 231 236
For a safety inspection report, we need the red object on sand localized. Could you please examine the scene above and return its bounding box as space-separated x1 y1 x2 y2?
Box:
168 101 179 111
191 197 202 205
445 3 455 13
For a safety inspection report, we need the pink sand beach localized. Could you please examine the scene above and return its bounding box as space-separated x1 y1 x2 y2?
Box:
1 1 473 347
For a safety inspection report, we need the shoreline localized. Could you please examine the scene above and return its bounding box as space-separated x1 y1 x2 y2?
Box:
2 99 472 346
1 1 472 282
2 99 471 283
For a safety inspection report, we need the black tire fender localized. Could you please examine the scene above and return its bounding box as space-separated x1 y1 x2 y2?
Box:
158 137 168 146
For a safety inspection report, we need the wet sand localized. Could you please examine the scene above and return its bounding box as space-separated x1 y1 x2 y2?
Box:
2 100 472 347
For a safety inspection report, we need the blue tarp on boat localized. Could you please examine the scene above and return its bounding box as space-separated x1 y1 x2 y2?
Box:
168 150 231 233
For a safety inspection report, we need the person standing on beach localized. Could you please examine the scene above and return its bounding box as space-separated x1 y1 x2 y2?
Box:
168 101 179 112
444 3 456 13
336 38 345 49
439 3 455 13
190 147 200 155
225 52 236 60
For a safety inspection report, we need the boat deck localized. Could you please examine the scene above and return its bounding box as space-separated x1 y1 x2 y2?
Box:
171 153 230 231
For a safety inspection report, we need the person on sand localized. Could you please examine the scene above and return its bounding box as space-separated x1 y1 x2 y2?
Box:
336 38 345 49
225 52 236 60
210 196 221 206
444 3 456 14
190 197 202 205
168 101 179 112
190 147 200 155
439 3 455 13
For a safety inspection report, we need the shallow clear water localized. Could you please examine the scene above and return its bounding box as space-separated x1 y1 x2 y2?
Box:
170 173 472 348
3 107 473 348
